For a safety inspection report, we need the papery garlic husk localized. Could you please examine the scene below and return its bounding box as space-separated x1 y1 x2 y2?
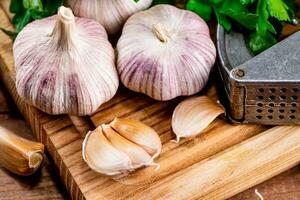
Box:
66 0 153 34
102 124 154 168
110 118 161 158
172 96 225 142
0 126 44 176
82 119 161 176
82 126 133 176
14 6 118 116
117 5 216 101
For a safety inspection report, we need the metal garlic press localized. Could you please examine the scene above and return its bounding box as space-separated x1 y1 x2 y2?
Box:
217 26 300 125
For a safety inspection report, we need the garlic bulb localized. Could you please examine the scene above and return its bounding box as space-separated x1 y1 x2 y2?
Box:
66 0 153 34
172 96 225 142
0 126 44 176
14 6 118 116
82 118 161 176
117 5 216 101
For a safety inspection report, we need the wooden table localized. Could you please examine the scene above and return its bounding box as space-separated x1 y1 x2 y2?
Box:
0 79 298 200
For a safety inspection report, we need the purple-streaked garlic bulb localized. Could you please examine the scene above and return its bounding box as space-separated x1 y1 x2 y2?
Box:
14 6 119 116
117 5 216 101
66 0 153 34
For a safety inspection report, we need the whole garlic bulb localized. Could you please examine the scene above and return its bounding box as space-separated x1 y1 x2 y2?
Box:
66 0 153 34
14 6 118 116
117 5 216 101
82 118 161 176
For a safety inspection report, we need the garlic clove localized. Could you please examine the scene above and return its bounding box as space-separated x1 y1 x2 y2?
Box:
102 124 153 168
82 126 133 176
110 118 161 159
66 0 153 34
14 6 118 116
83 120 162 177
117 5 216 101
172 96 225 142
0 126 44 176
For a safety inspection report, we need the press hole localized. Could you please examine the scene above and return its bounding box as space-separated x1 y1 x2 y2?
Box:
292 102 297 107
269 88 276 93
257 103 263 107
269 103 274 107
279 109 285 113
290 115 296 119
268 109 273 113
256 109 263 113
280 96 286 100
280 103 285 107
280 88 287 93
256 116 262 119
292 88 299 92
269 96 275 100
279 115 284 119
257 88 264 93
258 96 264 100
290 109 296 113
291 95 298 100
267 116 273 119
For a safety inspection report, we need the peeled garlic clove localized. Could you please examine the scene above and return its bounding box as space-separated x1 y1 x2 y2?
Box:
14 6 118 116
117 5 216 101
0 126 44 176
110 118 161 158
172 96 225 142
82 126 133 176
66 0 153 34
102 124 153 168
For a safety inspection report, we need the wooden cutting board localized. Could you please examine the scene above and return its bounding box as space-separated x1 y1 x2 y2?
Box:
1 4 300 200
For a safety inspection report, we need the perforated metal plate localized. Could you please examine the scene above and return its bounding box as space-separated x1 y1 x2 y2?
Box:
217 26 300 125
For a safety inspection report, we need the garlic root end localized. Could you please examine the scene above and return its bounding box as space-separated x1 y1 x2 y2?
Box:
150 162 161 171
28 152 44 169
171 136 181 143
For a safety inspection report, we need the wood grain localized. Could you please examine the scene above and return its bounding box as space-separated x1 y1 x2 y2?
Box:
231 166 300 200
0 2 300 200
128 126 300 200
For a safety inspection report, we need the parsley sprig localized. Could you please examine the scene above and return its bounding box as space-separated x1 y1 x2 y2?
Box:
186 0 297 54
2 0 63 39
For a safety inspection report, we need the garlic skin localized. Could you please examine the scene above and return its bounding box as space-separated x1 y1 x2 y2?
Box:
117 5 216 101
0 126 44 176
172 96 225 142
14 6 119 116
102 124 153 168
82 126 133 176
110 118 161 158
82 118 161 176
66 0 153 34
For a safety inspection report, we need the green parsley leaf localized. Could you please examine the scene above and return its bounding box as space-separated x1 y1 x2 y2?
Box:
1 0 63 39
186 0 297 54
186 0 212 21
213 5 232 31
249 31 277 54
267 0 290 21
220 1 257 30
